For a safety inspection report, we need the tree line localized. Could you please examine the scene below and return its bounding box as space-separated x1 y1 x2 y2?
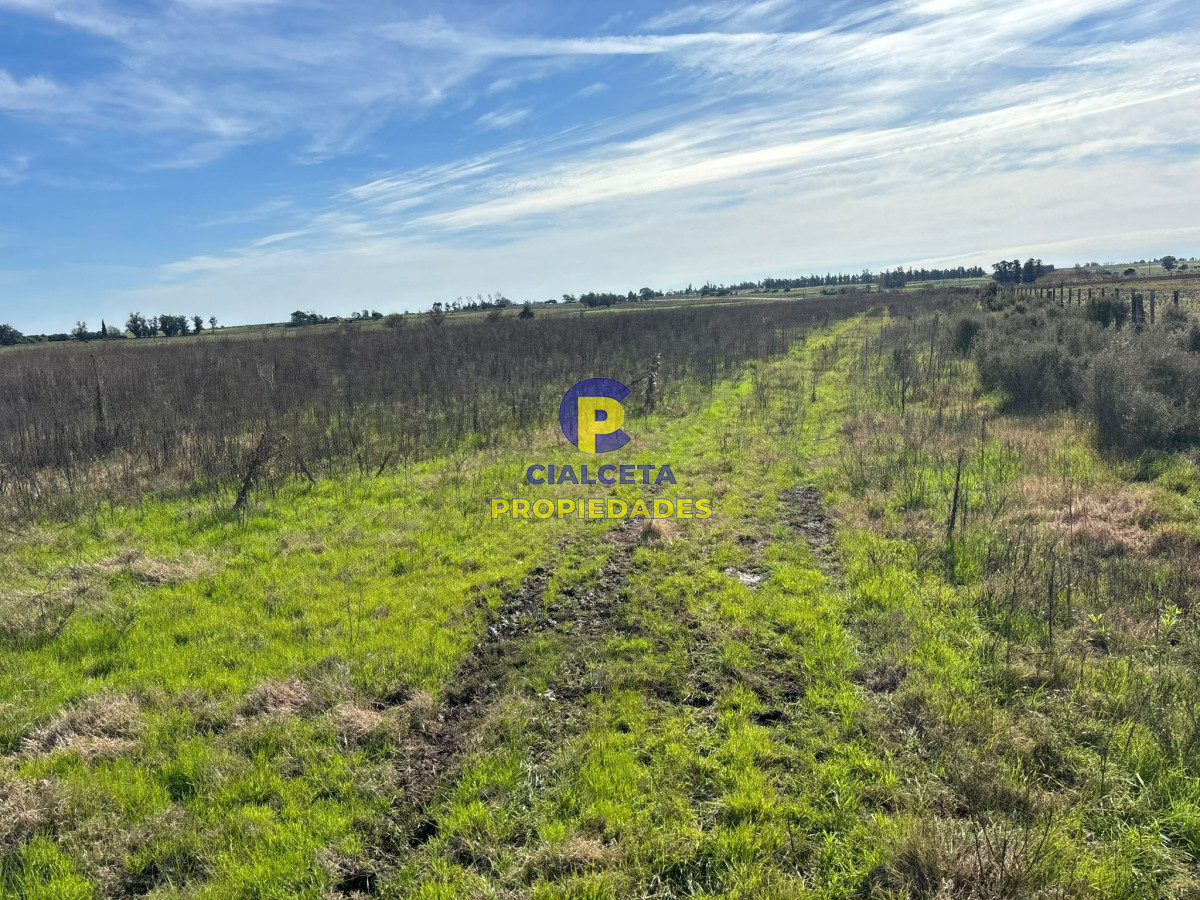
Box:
0 261 1003 346
125 313 217 338
0 314 219 345
990 259 1053 284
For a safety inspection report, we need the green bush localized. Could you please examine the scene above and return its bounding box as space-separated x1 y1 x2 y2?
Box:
975 331 1083 413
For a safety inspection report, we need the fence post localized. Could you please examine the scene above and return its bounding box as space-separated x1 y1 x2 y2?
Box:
1174 291 1181 306
1150 290 1156 324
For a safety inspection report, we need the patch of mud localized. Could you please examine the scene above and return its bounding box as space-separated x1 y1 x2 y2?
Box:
853 658 910 695
782 486 840 574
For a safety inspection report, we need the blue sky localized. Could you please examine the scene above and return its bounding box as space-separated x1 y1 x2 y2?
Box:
1 0 1198 332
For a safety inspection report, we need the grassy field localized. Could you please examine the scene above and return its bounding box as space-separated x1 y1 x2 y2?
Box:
3 292 1200 897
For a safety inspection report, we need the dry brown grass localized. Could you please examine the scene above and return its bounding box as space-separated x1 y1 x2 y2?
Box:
988 415 1095 477
21 692 142 759
396 690 438 734
330 702 386 748
521 836 621 881
1018 479 1161 557
0 777 61 851
277 532 328 556
239 678 315 718
95 548 214 586
638 517 679 544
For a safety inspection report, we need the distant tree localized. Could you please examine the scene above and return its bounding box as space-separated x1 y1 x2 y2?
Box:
72 321 89 342
0 323 24 345
1162 255 1178 272
1181 264 1189 272
426 302 446 326
209 316 218 330
384 313 405 329
562 294 576 304
1123 268 1137 277
148 316 160 337
192 315 204 334
519 301 535 319
157 314 190 337
100 320 108 338
126 312 150 338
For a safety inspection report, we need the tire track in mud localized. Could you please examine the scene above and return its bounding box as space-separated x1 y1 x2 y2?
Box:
385 519 647 856
781 486 910 698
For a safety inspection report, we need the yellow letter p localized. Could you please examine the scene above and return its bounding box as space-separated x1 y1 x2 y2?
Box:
577 397 625 454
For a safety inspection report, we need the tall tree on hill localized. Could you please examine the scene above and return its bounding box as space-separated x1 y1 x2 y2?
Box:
1162 255 1178 272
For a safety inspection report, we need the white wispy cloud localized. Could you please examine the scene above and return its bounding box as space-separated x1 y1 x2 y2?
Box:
574 82 609 98
0 70 60 110
474 107 532 130
0 155 29 183
639 0 794 32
